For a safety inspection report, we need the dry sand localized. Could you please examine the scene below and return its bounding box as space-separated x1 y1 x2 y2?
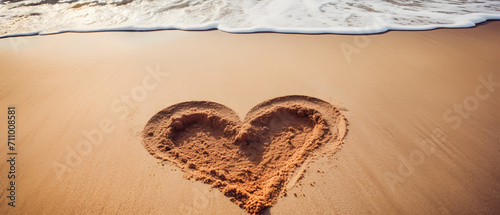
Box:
142 96 347 214
1 22 500 214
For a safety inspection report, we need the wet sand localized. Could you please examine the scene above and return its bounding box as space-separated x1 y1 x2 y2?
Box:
1 22 500 214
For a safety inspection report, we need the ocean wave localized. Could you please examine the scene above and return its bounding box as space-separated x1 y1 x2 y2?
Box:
1 0 500 37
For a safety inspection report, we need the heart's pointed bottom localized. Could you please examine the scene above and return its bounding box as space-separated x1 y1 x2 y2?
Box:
142 95 347 215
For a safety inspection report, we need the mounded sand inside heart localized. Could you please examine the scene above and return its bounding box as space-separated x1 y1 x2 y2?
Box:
142 95 347 214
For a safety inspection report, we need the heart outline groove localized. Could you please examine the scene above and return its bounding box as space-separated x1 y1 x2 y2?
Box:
142 95 348 214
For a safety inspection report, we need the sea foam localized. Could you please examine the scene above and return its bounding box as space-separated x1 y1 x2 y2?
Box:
1 0 500 37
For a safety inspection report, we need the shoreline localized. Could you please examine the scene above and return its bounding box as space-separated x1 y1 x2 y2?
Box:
1 19 500 39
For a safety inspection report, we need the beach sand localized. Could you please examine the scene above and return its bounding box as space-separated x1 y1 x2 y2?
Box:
1 22 500 214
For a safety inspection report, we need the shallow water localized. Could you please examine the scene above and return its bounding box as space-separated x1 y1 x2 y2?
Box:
1 0 500 37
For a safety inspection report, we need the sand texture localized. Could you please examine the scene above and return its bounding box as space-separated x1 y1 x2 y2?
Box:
1 22 500 214
142 96 347 214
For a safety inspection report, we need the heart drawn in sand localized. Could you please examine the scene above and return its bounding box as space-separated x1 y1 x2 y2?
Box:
142 95 347 214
